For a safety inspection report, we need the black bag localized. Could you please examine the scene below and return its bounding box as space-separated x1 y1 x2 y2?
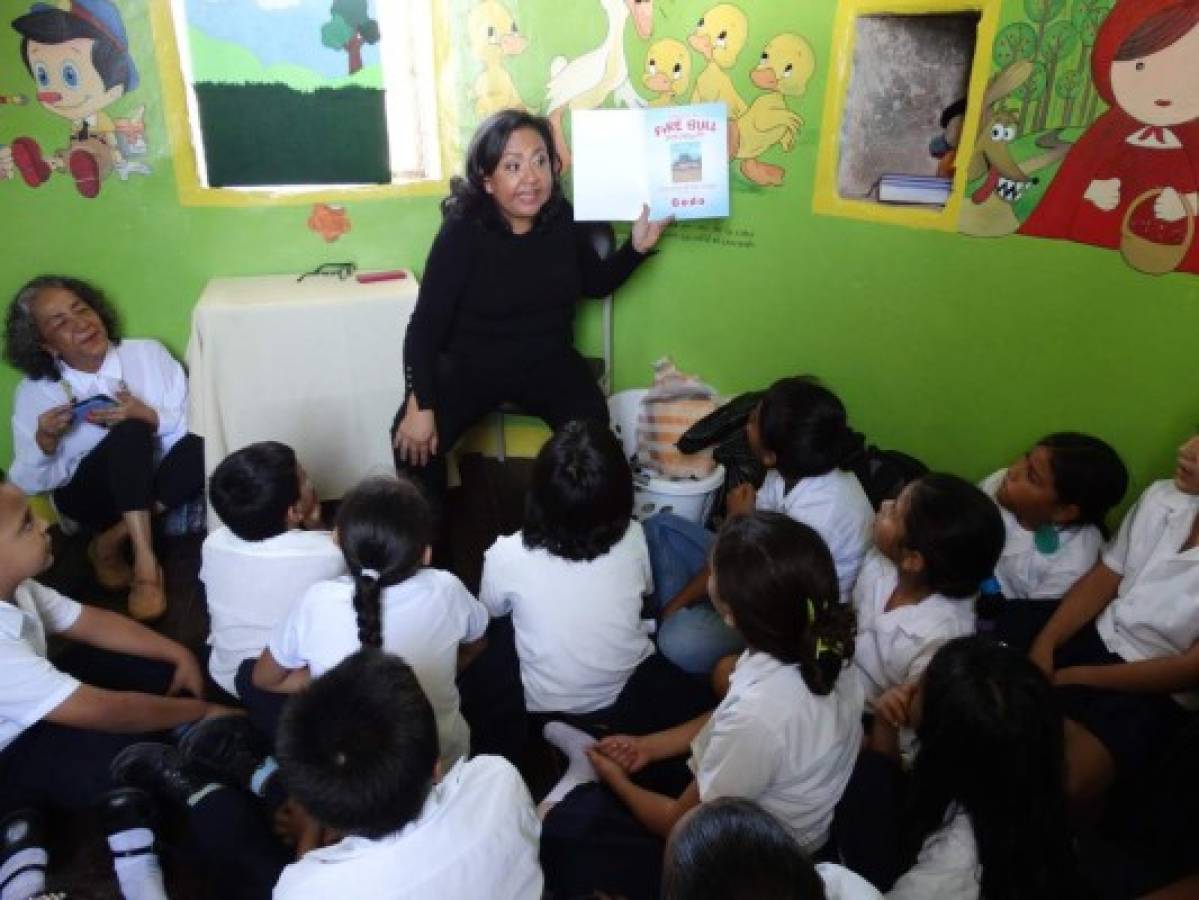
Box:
677 392 767 505
844 445 928 510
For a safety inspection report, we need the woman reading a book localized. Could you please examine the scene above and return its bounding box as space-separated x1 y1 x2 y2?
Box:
393 109 672 498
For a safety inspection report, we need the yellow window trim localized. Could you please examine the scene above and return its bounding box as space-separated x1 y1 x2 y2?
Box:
148 0 461 208
813 0 1002 232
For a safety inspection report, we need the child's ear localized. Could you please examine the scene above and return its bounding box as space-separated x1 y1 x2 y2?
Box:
899 548 925 576
331 527 340 547
1051 502 1081 526
432 759 443 783
421 544 433 566
284 501 304 529
761 448 777 469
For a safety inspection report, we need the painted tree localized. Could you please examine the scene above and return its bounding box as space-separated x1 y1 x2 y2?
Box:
994 21 1037 69
1035 19 1079 130
1019 0 1066 132
321 0 381 76
1070 0 1111 125
1013 61 1048 134
1055 68 1084 125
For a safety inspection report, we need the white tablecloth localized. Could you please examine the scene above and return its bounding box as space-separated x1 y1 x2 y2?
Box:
186 273 418 509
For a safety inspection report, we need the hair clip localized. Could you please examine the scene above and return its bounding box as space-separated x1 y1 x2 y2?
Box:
359 567 381 581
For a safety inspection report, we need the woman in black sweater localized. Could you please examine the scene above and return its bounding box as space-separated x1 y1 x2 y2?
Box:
393 110 671 497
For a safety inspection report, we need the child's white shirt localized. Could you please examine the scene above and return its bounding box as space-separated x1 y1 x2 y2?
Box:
980 469 1103 599
818 863 885 899
756 469 874 599
851 550 976 706
269 569 489 767
1097 479 1199 708
9 340 189 495
272 755 543 900
479 522 654 714
0 579 83 752
200 526 346 697
886 810 980 900
689 649 864 855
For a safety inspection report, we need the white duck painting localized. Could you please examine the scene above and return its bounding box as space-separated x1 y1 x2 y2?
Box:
545 0 653 171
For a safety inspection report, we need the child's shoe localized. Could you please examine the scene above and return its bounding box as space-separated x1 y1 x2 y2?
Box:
179 715 270 791
0 808 48 900
67 148 100 199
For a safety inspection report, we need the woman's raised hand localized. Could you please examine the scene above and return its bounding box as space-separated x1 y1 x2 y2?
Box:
631 203 674 254
395 393 439 467
35 403 74 453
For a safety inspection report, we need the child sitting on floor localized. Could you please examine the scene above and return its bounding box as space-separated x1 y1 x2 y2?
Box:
480 420 712 733
1029 432 1199 815
0 480 237 900
852 473 1004 712
252 476 488 767
540 512 862 900
202 442 345 701
273 649 543 899
647 376 874 675
662 798 882 900
980 432 1128 600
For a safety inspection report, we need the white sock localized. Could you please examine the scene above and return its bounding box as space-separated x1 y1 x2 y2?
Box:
540 722 598 808
0 847 47 900
107 828 166 900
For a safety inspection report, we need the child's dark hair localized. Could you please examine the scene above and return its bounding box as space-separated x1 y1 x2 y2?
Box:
662 799 827 900
907 636 1078 900
277 649 439 839
443 109 565 232
5 275 122 381
335 476 432 649
757 376 864 480
209 442 301 542
711 511 854 696
902 473 1005 598
1038 432 1128 537
13 5 137 94
523 419 633 562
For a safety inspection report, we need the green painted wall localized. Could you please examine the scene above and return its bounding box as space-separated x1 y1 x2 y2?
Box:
0 0 1195 517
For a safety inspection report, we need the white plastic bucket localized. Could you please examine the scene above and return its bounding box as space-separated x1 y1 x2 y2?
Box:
609 389 725 524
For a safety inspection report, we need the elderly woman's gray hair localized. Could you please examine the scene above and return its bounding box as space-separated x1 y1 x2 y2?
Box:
4 275 122 381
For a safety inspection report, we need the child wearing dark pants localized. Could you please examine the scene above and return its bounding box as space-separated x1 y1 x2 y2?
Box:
0 482 236 900
478 421 715 752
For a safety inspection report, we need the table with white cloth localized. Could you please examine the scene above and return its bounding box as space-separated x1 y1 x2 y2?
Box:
186 273 418 515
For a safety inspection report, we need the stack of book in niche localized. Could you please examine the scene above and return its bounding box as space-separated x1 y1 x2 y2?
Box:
877 174 953 207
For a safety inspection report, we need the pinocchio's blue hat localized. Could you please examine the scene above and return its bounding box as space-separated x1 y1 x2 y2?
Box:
23 0 139 91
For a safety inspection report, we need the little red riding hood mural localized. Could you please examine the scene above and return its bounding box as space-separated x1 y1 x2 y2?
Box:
1019 0 1199 275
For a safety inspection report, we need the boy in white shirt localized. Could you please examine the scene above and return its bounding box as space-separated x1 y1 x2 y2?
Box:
201 442 344 708
0 480 237 900
273 649 543 900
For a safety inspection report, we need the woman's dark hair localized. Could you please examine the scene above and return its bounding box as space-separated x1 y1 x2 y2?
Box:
757 377 864 480
662 799 827 900
335 476 433 649
1038 432 1128 537
1115 5 1199 60
523 420 633 562
711 512 854 696
209 442 301 542
902 473 1005 598
442 109 566 231
5 275 122 381
277 649 439 839
906 636 1077 900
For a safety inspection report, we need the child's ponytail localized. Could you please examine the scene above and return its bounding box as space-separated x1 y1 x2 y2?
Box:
712 511 855 697
335 476 433 652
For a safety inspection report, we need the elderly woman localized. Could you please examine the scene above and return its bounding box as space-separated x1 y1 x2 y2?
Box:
393 109 672 497
4 275 202 620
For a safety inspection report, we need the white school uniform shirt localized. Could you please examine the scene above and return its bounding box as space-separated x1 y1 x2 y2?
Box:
980 469 1103 600
887 810 980 900
1096 479 1199 709
852 550 976 706
756 469 874 599
689 649 864 854
818 863 885 900
272 755 543 900
479 522 654 714
269 569 489 767
200 527 346 697
9 340 189 495
0 580 84 752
